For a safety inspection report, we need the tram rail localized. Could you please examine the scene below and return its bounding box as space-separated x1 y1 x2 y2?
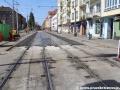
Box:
0 33 36 89
48 32 112 89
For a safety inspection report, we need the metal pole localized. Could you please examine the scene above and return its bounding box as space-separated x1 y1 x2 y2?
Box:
57 12 58 32
16 2 19 34
74 7 77 36
27 13 28 28
61 14 63 33
12 0 15 29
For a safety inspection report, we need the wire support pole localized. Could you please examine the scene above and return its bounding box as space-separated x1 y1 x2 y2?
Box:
16 2 19 34
12 0 15 29
74 7 77 36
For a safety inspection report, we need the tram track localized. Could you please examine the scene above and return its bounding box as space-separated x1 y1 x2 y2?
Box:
47 32 120 88
40 31 55 90
51 42 110 88
47 32 120 69
42 46 55 90
0 33 37 89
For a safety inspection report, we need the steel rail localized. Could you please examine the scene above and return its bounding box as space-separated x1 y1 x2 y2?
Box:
43 46 54 90
60 47 110 87
50 36 110 89
47 32 120 69
0 33 36 89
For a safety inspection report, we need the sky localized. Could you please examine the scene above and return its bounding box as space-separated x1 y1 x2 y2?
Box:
0 0 57 25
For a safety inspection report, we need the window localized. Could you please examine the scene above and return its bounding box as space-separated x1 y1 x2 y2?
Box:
96 3 101 12
118 0 120 8
72 13 74 20
75 0 78 7
95 20 100 34
82 8 86 16
89 21 93 28
104 0 120 11
76 11 78 19
72 1 74 8
104 0 107 10
90 6 93 13
65 0 66 4
114 0 117 8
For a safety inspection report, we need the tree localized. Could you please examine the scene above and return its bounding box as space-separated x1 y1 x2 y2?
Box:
28 12 35 30
0 20 2 24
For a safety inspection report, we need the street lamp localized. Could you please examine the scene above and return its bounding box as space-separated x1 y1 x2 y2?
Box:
74 3 77 36
12 0 15 29
15 2 19 34
25 5 29 30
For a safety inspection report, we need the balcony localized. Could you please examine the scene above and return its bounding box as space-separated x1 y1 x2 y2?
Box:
80 0 89 7
80 0 97 8
90 0 96 3
67 1 71 7
86 13 93 20
67 10 71 16
60 15 62 19
93 11 101 18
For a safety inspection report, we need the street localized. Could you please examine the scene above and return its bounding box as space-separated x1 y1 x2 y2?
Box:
0 31 119 90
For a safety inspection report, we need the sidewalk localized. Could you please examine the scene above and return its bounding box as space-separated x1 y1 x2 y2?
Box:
0 30 29 45
48 31 119 49
0 31 36 52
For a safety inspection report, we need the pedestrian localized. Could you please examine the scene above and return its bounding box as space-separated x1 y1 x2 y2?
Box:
12 28 17 41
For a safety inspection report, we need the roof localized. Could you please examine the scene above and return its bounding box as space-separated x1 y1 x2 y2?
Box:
0 7 13 11
48 9 57 15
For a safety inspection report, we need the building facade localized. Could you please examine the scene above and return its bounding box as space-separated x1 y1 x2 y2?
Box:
101 0 120 39
0 7 26 30
58 0 71 33
45 9 57 30
57 0 120 39
51 14 58 31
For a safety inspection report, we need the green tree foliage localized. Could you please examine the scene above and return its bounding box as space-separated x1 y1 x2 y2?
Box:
28 12 35 29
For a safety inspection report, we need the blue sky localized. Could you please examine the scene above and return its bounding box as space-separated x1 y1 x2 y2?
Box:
0 0 57 25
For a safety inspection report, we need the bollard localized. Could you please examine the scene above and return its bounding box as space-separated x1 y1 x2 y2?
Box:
118 40 120 59
87 32 90 39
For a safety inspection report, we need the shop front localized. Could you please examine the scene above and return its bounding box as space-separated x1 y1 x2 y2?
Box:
113 14 120 40
80 20 87 35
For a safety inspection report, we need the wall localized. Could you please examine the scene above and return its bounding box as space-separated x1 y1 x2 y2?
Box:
101 0 120 17
51 14 58 31
114 21 120 39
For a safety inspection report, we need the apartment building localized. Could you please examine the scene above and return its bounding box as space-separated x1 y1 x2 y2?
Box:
80 0 120 39
45 9 57 30
45 17 49 30
51 14 58 31
70 0 81 34
58 0 120 39
82 0 101 37
0 7 26 29
58 0 71 33
101 0 120 39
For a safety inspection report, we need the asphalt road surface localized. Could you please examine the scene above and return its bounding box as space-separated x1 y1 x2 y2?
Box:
0 31 120 90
